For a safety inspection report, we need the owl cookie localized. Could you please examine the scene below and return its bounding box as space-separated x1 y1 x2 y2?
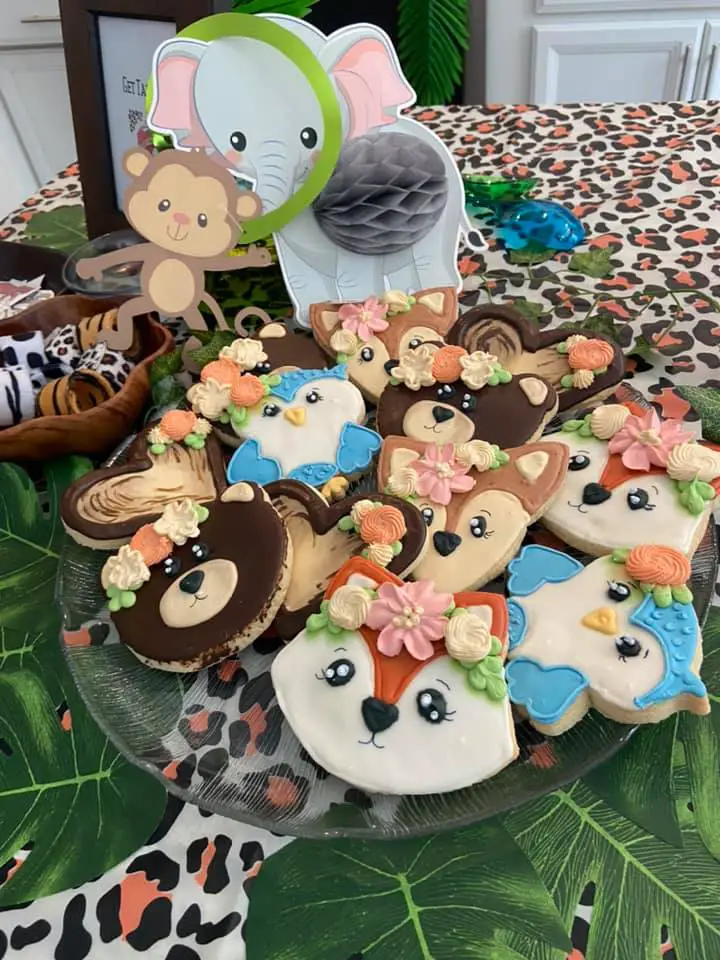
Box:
378 437 568 592
101 483 291 671
271 557 518 795
505 544 709 734
542 404 720 557
376 344 558 447
450 304 624 414
310 288 458 402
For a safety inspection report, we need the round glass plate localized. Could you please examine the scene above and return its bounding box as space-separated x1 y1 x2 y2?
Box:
58 492 717 838
63 230 143 296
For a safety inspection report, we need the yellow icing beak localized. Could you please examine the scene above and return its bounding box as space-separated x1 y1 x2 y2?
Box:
581 607 618 635
284 407 306 426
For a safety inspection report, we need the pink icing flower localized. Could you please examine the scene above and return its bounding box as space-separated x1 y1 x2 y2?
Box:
414 443 476 506
608 409 694 470
337 297 390 342
366 580 453 660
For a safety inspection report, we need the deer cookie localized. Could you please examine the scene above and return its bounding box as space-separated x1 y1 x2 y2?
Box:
376 343 558 447
541 404 720 557
62 411 227 549
450 304 624 414
505 544 710 734
378 437 568 592
310 288 458 403
101 483 291 671
271 557 518 795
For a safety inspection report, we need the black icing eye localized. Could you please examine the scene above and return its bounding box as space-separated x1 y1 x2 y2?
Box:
322 658 355 687
569 454 591 471
191 542 211 562
306 389 322 404
408 337 423 349
230 130 247 152
300 126 318 148
616 635 642 658
469 515 487 538
163 556 181 577
416 689 452 724
627 487 653 511
263 403 281 417
460 393 476 412
436 384 455 399
360 346 374 362
254 361 272 374
197 213 208 228
158 199 171 212
421 506 434 526
607 581 632 603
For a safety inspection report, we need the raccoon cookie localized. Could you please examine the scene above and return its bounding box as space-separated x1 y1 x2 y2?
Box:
271 557 518 795
505 544 709 734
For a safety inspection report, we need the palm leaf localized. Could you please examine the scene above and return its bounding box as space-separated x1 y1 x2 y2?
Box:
398 0 470 105
232 0 320 15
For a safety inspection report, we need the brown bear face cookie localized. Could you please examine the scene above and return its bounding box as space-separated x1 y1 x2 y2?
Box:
449 304 624 414
266 479 428 642
62 410 227 550
310 288 458 402
102 483 291 671
376 344 558 448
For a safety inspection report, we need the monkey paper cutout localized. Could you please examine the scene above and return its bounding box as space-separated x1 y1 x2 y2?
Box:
76 149 271 350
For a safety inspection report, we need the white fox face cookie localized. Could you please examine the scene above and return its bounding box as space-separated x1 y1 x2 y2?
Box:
271 558 518 795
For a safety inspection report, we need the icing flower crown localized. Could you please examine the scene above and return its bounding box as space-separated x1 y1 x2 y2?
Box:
611 544 693 608
147 411 212 455
385 441 509 506
186 355 281 427
329 290 447 358
562 403 720 515
101 499 208 611
337 499 408 567
389 343 512 392
556 334 616 390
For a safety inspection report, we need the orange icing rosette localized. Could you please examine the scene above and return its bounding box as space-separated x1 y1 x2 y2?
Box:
359 505 407 545
231 373 266 407
625 545 691 587
431 345 466 384
129 524 173 565
201 359 240 386
568 338 615 371
159 410 198 442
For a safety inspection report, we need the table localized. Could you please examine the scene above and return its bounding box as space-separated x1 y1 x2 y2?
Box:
0 102 719 960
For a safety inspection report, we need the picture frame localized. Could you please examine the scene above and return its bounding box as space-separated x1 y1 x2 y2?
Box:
59 0 232 238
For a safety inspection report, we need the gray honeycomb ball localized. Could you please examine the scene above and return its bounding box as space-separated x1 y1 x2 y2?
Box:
312 131 448 256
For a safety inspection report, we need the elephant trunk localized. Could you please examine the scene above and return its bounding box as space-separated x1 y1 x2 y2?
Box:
256 139 294 213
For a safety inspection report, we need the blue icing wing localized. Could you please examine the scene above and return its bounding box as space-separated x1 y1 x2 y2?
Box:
506 658 589 726
227 439 281 486
288 463 337 486
507 600 527 652
336 423 382 475
271 364 347 403
507 545 583 597
631 596 707 709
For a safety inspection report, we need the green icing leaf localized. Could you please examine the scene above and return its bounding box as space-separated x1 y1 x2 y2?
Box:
568 248 614 278
337 516 356 532
193 504 210 523
149 443 167 455
306 611 328 633
611 548 630 564
556 342 569 355
560 374 574 389
672 584 693 605
652 585 673 609
677 477 715 515
184 433 205 450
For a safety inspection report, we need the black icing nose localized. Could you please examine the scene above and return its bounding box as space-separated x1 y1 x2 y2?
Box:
433 530 462 556
361 697 399 734
432 405 455 424
179 570 205 594
384 359 397 375
582 482 611 506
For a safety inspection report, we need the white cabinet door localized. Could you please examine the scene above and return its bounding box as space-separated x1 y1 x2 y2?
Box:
695 21 720 98
532 21 705 103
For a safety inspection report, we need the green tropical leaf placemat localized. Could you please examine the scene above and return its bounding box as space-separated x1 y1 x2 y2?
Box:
21 205 87 255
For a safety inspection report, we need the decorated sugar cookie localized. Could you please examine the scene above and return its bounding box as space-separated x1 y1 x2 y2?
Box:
542 403 720 557
376 343 558 447
62 411 226 549
505 544 709 734
271 557 518 795
310 288 458 402
449 304 623 413
102 483 291 671
377 437 568 592
266 480 428 642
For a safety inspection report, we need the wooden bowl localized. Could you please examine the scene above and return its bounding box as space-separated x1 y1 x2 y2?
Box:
0 295 173 461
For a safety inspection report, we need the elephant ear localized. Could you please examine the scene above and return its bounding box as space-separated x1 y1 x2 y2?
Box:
321 27 415 138
149 38 214 149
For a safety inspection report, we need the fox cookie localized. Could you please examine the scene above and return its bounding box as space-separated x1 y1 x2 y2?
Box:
505 544 710 734
450 304 624 414
271 557 518 795
542 404 720 557
376 344 558 447
266 480 428 642
310 288 458 402
378 437 568 592
101 483 290 671
62 410 226 549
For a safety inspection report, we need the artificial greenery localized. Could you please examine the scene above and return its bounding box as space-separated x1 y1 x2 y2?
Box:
398 0 469 104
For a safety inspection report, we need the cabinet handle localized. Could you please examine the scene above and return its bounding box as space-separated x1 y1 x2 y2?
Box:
20 15 61 23
677 44 691 99
704 44 718 99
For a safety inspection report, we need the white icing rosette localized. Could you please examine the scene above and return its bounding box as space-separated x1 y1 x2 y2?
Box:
444 612 493 663
380 290 415 315
589 404 630 440
572 369 595 389
193 418 213 438
366 543 395 567
219 337 267 371
386 465 419 498
565 334 588 350
147 425 170 446
101 545 150 593
329 329 359 356
455 439 496 471
459 351 498 390
186 379 232 420
328 584 373 630
350 499 376 527
390 344 436 391
154 500 201 545
666 442 720 483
